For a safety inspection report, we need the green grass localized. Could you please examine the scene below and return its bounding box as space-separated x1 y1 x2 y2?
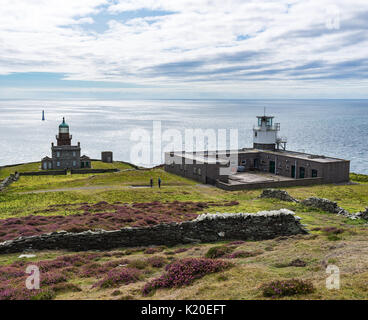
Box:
90 161 134 170
350 172 368 183
1 162 367 218
1 162 368 300
0 162 40 179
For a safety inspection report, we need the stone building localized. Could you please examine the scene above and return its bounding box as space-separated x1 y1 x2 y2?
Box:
164 114 350 190
41 118 91 170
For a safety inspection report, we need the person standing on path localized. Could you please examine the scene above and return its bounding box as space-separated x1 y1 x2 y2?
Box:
158 177 161 188
150 178 153 188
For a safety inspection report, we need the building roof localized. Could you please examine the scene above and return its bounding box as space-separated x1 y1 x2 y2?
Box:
168 148 348 164
59 117 69 128
80 155 90 160
41 156 52 161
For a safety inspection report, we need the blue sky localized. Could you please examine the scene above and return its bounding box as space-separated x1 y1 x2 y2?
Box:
0 0 368 99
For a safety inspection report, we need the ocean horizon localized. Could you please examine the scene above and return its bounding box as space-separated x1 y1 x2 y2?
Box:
0 98 367 174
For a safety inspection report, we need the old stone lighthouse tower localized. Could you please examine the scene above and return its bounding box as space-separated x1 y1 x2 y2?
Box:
41 118 90 170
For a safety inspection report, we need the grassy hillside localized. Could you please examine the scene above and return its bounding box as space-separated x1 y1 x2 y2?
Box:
0 162 368 300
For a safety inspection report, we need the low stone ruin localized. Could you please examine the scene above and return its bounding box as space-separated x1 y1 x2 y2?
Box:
301 197 360 219
301 197 344 213
259 189 299 202
259 189 366 221
0 172 19 192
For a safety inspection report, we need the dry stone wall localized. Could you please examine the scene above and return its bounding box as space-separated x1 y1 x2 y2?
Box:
0 209 307 254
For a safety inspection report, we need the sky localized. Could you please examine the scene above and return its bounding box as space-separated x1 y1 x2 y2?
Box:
0 0 368 99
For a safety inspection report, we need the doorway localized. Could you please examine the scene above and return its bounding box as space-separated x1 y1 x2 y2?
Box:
291 165 296 178
269 161 275 174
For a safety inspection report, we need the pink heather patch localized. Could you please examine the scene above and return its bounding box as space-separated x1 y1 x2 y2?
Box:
142 258 232 295
93 268 142 289
146 256 166 268
0 201 238 242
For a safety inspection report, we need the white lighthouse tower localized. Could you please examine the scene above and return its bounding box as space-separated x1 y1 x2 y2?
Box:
253 112 287 151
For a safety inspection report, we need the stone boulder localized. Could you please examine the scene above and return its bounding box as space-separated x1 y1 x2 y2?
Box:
356 208 368 220
260 189 299 203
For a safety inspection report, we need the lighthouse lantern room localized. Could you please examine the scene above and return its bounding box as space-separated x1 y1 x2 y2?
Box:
253 113 287 151
56 117 72 146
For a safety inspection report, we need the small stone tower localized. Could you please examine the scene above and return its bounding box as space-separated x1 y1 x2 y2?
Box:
253 113 286 151
56 117 72 146
101 151 113 163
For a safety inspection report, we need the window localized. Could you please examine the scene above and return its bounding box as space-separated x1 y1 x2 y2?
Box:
56 151 60 157
72 151 76 157
48 162 52 169
198 168 201 175
312 169 318 177
254 132 257 137
73 160 76 167
193 167 197 174
241 160 247 165
43 162 47 170
56 161 60 167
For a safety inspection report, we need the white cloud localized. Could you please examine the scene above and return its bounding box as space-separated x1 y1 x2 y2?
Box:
0 0 368 97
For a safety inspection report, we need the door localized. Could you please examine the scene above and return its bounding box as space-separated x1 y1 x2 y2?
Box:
254 158 259 169
81 162 85 168
269 161 275 174
291 165 296 178
299 167 305 178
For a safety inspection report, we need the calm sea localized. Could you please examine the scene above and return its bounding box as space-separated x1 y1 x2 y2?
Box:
0 99 367 174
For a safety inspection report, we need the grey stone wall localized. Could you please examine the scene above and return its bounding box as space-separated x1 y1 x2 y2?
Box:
0 209 307 254
19 170 67 176
70 168 118 174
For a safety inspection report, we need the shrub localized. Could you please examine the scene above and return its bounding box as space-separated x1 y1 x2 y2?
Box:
142 258 232 295
146 256 166 268
226 250 263 259
327 234 341 241
289 259 307 267
144 247 165 255
205 246 233 259
93 268 141 289
173 248 189 254
322 227 344 235
261 279 315 297
52 283 82 293
111 290 121 296
128 259 147 270
225 241 245 247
